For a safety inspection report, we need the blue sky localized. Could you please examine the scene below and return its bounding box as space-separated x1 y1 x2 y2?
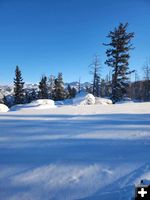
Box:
0 0 150 84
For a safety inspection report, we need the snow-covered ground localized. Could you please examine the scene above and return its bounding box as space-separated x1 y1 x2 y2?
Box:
0 102 150 200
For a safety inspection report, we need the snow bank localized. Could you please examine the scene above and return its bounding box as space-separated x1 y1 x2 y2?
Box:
73 91 95 105
31 99 55 107
95 97 112 105
10 99 56 111
0 104 9 112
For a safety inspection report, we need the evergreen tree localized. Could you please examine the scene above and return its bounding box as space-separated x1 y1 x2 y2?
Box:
14 66 24 104
48 75 55 99
30 89 38 101
66 84 72 99
100 79 106 97
54 73 65 101
90 55 101 97
66 85 77 99
38 76 48 99
71 87 77 98
104 23 134 103
25 89 38 103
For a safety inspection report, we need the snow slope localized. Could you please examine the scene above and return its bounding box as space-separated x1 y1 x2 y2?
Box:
0 102 150 200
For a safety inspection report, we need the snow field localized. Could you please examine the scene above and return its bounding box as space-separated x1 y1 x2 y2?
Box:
0 102 150 199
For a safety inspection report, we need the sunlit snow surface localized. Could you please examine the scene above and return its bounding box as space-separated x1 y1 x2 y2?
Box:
0 103 150 200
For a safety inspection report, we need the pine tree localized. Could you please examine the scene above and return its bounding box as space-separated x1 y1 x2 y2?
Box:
104 23 134 103
54 73 65 101
25 89 37 103
71 87 76 98
100 79 106 97
38 76 48 99
66 84 72 99
48 75 55 99
30 89 38 101
66 85 77 99
90 55 101 97
14 66 24 104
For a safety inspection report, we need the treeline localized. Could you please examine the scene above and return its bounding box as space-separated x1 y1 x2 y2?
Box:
1 22 150 106
11 66 77 106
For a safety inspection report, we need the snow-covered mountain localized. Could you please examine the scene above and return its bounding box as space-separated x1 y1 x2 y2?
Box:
0 82 91 97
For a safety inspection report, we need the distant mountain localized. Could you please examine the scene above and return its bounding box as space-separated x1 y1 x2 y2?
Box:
0 82 91 97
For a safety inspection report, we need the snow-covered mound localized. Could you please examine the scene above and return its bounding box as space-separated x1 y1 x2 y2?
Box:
95 97 112 105
31 99 55 107
0 103 9 112
73 91 112 106
73 91 95 105
10 99 56 111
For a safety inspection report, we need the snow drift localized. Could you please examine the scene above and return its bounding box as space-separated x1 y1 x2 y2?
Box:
10 99 56 111
0 103 9 112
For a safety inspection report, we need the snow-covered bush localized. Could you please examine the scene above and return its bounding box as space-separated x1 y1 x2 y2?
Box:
73 91 95 105
0 104 9 112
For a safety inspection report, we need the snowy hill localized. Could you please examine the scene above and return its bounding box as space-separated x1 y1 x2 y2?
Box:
0 102 150 200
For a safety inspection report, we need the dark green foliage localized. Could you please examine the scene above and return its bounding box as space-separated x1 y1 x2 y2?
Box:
66 84 77 99
38 76 48 99
71 87 77 98
54 73 65 101
66 84 72 99
14 66 25 104
25 89 38 103
100 79 106 97
104 23 134 103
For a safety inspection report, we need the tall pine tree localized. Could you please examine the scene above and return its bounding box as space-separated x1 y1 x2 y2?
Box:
54 73 65 101
104 23 134 103
90 55 101 97
48 75 55 99
14 66 24 104
38 76 48 99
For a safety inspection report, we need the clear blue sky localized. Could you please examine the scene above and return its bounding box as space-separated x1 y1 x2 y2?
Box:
0 0 150 84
